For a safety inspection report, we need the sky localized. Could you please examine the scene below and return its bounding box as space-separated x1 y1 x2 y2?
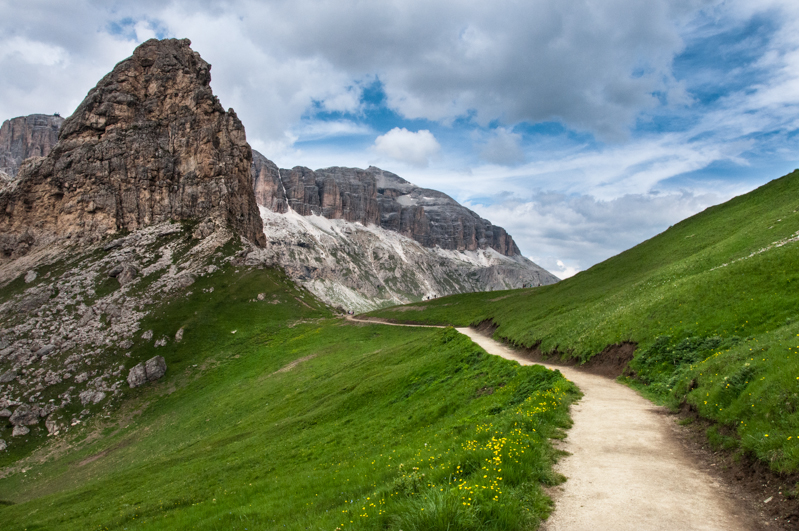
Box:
1 1 798 279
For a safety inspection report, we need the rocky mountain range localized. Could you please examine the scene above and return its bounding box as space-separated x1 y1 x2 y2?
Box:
251 152 520 256
0 38 555 304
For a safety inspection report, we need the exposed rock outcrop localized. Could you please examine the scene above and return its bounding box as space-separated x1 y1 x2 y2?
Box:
0 38 265 262
0 114 64 178
252 152 520 256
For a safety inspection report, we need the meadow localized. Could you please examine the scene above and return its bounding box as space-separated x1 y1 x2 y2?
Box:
0 263 578 530
367 170 799 472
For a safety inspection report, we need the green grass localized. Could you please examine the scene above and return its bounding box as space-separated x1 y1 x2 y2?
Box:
366 169 799 472
0 262 577 529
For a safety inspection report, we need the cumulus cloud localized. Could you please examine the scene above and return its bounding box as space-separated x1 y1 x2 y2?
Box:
373 128 441 167
466 190 727 272
0 0 710 142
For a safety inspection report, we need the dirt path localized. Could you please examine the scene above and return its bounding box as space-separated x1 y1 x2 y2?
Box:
456 328 759 531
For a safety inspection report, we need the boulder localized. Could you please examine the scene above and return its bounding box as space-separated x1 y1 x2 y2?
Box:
175 273 196 288
0 369 16 383
128 355 167 388
35 344 56 358
0 409 11 417
45 417 60 435
145 356 167 381
78 390 106 405
117 265 138 286
127 363 147 388
9 405 39 426
12 426 30 437
108 264 124 277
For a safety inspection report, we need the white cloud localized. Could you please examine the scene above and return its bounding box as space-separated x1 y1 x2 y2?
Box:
0 36 68 66
465 190 730 271
549 260 581 280
479 128 524 166
373 128 441 167
291 120 373 142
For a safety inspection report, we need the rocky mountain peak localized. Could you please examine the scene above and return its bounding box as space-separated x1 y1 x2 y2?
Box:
0 38 265 261
0 114 64 179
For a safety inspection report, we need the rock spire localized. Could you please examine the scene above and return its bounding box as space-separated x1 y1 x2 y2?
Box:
0 38 265 260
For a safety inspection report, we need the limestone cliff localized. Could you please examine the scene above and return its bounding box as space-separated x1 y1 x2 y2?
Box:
0 114 64 178
251 153 520 256
250 151 558 311
0 38 265 261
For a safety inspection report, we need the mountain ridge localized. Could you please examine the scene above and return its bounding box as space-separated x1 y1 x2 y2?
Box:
251 150 522 257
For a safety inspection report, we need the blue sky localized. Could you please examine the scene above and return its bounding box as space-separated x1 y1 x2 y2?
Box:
1 0 798 278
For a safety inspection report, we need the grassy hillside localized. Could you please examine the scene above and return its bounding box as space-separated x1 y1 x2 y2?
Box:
366 170 799 472
0 260 577 530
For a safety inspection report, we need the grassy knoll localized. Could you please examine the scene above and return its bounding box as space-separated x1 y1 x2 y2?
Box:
366 170 799 472
0 262 577 530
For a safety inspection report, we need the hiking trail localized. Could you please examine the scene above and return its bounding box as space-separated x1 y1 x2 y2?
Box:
349 316 759 530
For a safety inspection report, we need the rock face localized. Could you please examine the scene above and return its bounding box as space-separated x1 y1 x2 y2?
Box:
0 38 265 261
250 206 559 312
252 152 519 256
0 114 64 178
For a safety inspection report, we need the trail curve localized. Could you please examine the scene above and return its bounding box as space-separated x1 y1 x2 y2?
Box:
457 327 756 531
349 316 758 529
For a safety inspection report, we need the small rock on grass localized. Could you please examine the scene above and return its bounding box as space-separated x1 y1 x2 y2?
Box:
12 426 29 437
0 439 6 451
